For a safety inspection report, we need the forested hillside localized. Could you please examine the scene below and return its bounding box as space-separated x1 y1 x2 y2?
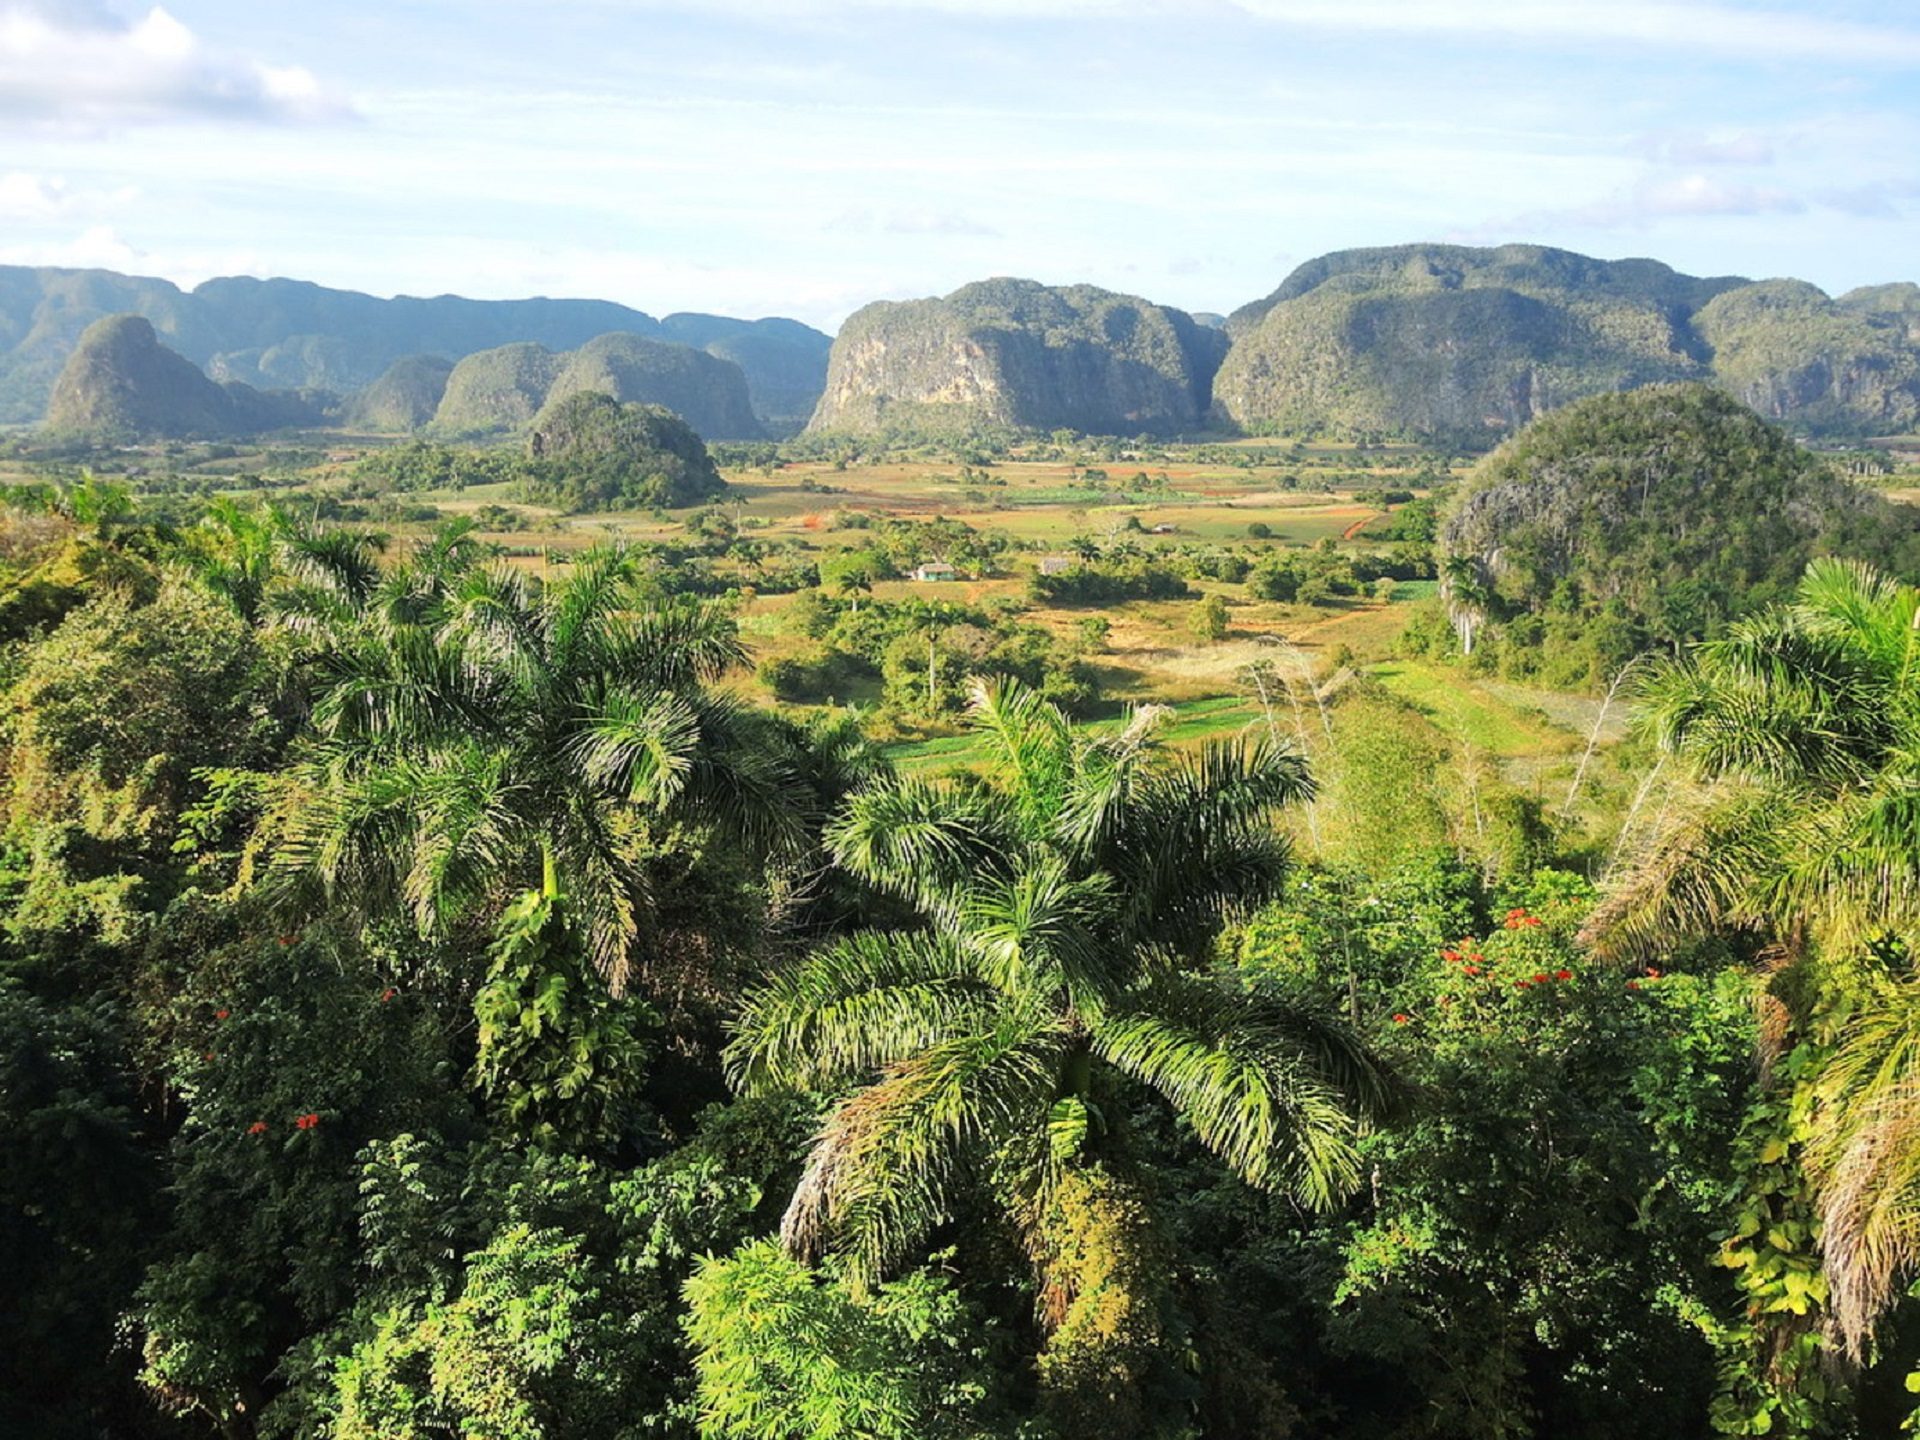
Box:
1424 384 1920 683
1214 243 1920 442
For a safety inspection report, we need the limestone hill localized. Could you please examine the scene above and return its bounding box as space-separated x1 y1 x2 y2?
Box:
431 333 762 440
807 278 1228 436
43 315 324 440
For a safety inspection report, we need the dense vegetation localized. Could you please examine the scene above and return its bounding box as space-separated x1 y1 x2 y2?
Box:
432 333 765 442
14 375 1920 1440
45 315 326 441
521 391 729 510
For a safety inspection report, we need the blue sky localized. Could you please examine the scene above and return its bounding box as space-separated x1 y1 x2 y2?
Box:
2 0 1918 329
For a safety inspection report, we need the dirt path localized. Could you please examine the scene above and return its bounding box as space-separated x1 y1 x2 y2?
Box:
1340 511 1378 541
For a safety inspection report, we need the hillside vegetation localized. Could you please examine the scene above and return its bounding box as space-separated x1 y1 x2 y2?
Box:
43 315 324 440
1426 384 1920 683
522 390 728 509
343 352 454 432
1214 243 1920 442
434 332 762 440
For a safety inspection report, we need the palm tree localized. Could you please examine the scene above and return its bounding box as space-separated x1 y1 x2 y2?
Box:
730 680 1393 1288
1440 552 1491 656
272 538 807 991
1588 557 1920 1355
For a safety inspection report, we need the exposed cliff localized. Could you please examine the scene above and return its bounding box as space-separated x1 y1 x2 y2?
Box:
808 278 1228 436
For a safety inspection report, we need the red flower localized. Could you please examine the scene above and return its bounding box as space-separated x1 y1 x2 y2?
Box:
1555 969 1573 982
1533 973 1549 984
1392 1013 1410 1025
247 1121 269 1136
1514 981 1529 990
214 1008 230 1021
380 987 397 1003
1525 916 1544 928
1644 967 1663 980
202 1051 215 1062
1627 980 1641 991
1441 949 1462 963
1464 965 1481 976
295 1112 320 1131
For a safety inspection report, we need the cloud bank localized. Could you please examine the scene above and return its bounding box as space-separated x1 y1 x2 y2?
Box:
0 3 350 126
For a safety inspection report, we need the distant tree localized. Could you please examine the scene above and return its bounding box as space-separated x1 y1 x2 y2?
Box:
1190 593 1229 643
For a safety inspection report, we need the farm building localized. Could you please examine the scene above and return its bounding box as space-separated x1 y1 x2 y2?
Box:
912 562 960 582
1039 555 1074 575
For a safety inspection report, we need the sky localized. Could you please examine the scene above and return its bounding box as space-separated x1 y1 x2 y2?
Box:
1 0 1918 331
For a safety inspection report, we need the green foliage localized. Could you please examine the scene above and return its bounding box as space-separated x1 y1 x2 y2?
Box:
684 1239 1009 1440
1188 592 1229 643
472 887 655 1153
1028 553 1192 605
350 439 531 493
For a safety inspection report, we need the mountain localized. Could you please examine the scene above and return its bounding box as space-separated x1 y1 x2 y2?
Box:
1213 244 1741 443
522 390 728 511
0 266 830 428
807 278 1229 436
344 353 454 432
1438 384 1920 678
432 332 763 440
43 315 323 440
1694 280 1920 434
1214 243 1920 442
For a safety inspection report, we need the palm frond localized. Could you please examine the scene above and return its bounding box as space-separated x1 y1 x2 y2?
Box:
1092 975 1391 1208
729 929 997 1093
780 1019 1067 1280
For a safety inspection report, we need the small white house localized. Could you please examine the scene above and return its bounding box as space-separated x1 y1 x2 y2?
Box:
1039 555 1074 576
912 562 960 583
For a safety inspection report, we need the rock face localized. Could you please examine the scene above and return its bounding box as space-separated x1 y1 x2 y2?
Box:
344 354 454 432
432 332 762 440
0 265 829 428
1695 280 1920 434
43 315 324 439
807 278 1229 436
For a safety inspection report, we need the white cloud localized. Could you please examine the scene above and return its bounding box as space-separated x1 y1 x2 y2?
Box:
0 3 351 126
0 170 136 218
1460 173 1810 237
0 223 263 282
